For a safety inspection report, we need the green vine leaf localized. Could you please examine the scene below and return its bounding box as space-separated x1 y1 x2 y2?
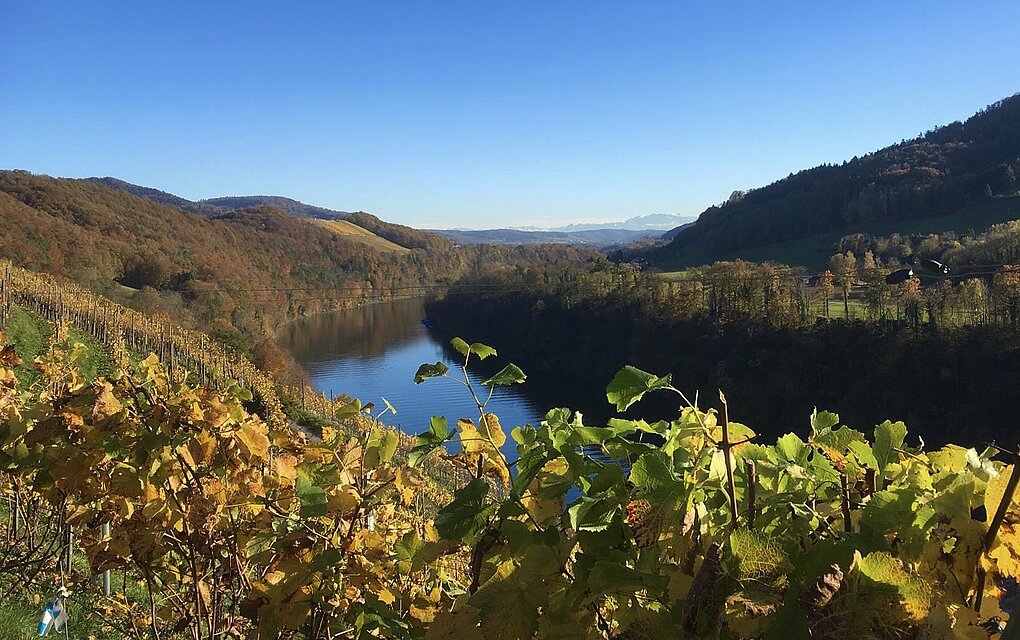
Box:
413 361 449 384
482 363 526 386
606 365 671 411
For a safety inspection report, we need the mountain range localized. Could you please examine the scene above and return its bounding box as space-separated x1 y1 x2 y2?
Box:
512 213 694 233
428 227 662 247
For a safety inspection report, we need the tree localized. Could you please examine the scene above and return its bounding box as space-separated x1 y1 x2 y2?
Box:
817 270 835 317
898 277 922 329
828 251 857 318
994 265 1020 328
956 277 988 325
119 252 174 289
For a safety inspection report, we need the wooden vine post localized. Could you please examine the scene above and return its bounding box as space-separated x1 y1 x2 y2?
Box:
0 261 10 326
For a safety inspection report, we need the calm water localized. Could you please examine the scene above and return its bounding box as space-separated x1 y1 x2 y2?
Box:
278 298 546 456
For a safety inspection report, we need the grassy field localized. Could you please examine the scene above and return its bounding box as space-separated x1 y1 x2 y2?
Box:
3 306 115 385
4 306 52 385
309 218 411 253
658 195 1020 272
0 587 129 639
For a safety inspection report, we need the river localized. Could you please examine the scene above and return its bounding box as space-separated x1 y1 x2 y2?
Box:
277 298 546 457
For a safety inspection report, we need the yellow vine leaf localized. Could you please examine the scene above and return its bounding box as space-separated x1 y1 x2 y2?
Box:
272 454 298 485
236 422 270 460
327 484 360 516
410 604 436 623
187 432 218 466
480 413 506 449
457 418 485 455
257 602 312 637
395 467 417 506
92 383 122 420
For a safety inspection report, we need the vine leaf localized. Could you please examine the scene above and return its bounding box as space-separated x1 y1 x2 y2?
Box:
409 416 454 468
434 478 493 542
725 529 790 633
450 338 497 361
468 342 497 360
414 361 449 384
482 364 526 386
873 420 907 473
450 337 471 356
295 474 328 517
626 499 665 548
606 365 671 412
364 428 398 469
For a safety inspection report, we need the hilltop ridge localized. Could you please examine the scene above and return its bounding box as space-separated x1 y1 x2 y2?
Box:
654 93 1020 267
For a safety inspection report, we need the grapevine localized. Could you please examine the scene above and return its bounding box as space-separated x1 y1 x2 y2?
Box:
3 312 1020 637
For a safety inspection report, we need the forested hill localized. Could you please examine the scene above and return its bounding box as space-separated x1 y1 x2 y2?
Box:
86 177 220 214
204 197 452 251
655 93 1020 265
201 194 346 218
0 170 597 358
90 181 454 252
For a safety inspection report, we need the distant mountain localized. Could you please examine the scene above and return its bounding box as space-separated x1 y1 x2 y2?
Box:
432 227 659 247
654 93 1020 267
547 213 694 232
432 214 694 247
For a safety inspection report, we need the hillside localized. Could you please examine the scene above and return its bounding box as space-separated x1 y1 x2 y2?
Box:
655 93 1020 267
93 181 454 252
85 177 221 214
201 196 453 251
0 171 597 357
310 218 410 253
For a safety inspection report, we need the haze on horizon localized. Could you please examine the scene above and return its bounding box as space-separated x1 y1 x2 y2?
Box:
2 1 1019 229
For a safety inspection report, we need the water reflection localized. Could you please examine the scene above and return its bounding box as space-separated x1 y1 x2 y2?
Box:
278 298 546 458
279 298 427 361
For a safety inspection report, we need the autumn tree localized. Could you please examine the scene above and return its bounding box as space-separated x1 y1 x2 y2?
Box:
119 252 174 289
816 270 834 317
895 277 921 329
955 277 989 325
994 265 1020 327
828 251 857 318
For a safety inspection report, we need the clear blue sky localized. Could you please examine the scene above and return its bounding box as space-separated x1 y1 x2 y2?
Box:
2 1 1018 229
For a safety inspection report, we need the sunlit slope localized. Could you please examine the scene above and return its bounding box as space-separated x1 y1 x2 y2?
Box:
654 93 1020 267
309 218 411 253
659 195 1020 272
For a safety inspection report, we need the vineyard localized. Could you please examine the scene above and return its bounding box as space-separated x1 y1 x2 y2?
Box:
0 260 473 507
2 299 1020 638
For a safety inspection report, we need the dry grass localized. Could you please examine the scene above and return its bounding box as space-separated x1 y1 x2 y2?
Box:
309 219 410 253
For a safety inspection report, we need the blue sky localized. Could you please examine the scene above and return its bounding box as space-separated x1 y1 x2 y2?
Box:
2 1 1018 229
